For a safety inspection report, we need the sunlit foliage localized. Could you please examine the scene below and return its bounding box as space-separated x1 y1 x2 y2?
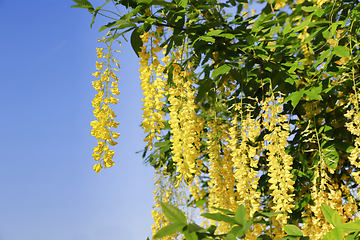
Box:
73 0 360 238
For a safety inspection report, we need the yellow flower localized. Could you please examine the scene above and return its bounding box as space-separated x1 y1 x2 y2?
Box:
92 80 103 91
95 61 104 70
92 71 101 78
96 48 104 58
90 34 122 172
93 163 102 173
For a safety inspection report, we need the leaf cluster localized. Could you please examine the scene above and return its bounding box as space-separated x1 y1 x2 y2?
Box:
154 202 360 240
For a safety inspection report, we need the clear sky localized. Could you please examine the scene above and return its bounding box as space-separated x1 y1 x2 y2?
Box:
0 1 267 240
0 1 155 239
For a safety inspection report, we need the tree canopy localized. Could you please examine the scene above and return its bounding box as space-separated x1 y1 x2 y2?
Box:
72 0 360 238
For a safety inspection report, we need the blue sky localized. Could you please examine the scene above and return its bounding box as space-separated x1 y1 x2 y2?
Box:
0 1 155 239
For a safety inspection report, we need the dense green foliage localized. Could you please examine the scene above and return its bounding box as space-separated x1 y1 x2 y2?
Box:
73 0 360 238
152 202 360 239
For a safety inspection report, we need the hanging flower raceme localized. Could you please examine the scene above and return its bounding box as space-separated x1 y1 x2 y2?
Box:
91 32 121 173
344 93 360 192
229 108 261 218
168 51 203 186
139 29 168 151
206 118 236 234
262 96 295 225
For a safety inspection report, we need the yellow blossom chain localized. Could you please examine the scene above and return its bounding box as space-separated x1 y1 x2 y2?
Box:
261 96 295 225
139 28 168 151
91 31 121 173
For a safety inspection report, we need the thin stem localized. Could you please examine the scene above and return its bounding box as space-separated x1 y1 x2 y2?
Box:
100 8 122 17
111 0 123 15
98 12 118 20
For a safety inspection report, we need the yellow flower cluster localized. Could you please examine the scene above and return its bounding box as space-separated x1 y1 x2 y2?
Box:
297 26 315 65
274 0 286 10
262 97 295 225
315 0 330 7
229 112 261 218
304 162 333 239
228 111 263 240
168 51 203 185
91 33 121 173
345 94 360 187
300 96 359 238
206 119 236 234
139 29 168 150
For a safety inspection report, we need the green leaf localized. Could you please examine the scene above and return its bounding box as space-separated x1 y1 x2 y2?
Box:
334 140 354 153
180 0 188 8
322 231 333 240
245 221 252 234
227 225 246 238
137 0 153 4
218 33 235 39
301 6 319 12
252 211 285 219
200 36 215 43
319 125 332 134
235 205 247 226
331 21 344 37
90 6 100 27
201 213 238 225
99 21 116 32
165 38 174 56
71 0 94 10
173 14 185 36
183 230 198 240
153 223 186 238
187 223 207 233
212 64 231 78
313 49 331 68
284 224 303 237
99 19 128 32
152 0 177 7
341 222 360 232
314 8 325 17
322 30 330 39
304 26 327 43
292 18 312 33
130 28 143 57
322 142 340 169
207 30 223 36
283 24 291 35
345 231 360 240
284 91 305 108
195 199 207 208
333 46 350 58
304 90 323 101
321 204 337 226
160 202 187 224
327 227 344 240
207 225 217 235
211 207 234 215
226 232 237 240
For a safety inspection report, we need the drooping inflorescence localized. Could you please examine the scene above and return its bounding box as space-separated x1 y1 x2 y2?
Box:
90 32 121 173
